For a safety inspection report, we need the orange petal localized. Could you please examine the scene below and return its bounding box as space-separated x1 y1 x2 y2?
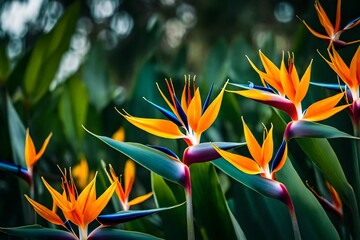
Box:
303 92 348 121
124 160 135 199
181 77 189 112
128 192 153 207
42 177 71 212
212 144 261 175
300 19 330 40
241 118 262 164
350 45 360 88
314 1 334 37
294 60 312 105
121 111 184 139
196 81 227 134
25 129 36 168
280 55 295 101
334 0 341 32
261 124 273 169
25 195 64 226
229 89 272 101
187 88 202 132
84 181 116 225
259 50 281 80
34 132 52 163
77 173 97 213
112 127 125 142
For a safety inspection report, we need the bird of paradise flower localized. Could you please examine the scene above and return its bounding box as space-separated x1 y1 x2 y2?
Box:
24 167 116 240
119 75 227 146
230 50 348 123
298 0 360 48
104 160 153 211
212 118 301 240
0 129 52 187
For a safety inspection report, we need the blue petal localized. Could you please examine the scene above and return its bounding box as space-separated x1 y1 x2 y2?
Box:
97 203 184 226
344 16 360 30
174 95 188 129
229 82 276 94
144 98 182 126
310 82 346 92
147 145 180 160
0 160 31 185
271 140 287 172
202 83 214 114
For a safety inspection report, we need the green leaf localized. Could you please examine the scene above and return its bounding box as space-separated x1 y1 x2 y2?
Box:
6 94 26 167
0 225 76 240
190 162 245 240
83 42 111 112
88 227 162 240
59 74 89 150
97 203 185 226
212 158 285 199
84 128 187 186
24 0 80 104
151 172 186 240
285 120 360 140
296 137 360 238
277 159 340 239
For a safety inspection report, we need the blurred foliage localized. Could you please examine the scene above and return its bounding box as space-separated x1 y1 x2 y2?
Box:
0 0 360 239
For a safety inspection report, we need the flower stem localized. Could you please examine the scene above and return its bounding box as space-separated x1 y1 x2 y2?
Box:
280 183 301 240
184 166 195 240
79 225 88 240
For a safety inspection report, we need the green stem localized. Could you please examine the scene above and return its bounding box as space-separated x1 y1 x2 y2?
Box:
280 183 301 240
184 166 195 240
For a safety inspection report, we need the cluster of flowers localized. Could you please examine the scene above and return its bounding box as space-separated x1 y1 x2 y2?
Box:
1 0 359 239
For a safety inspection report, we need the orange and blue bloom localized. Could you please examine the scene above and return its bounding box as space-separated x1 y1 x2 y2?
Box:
105 160 153 211
25 167 116 240
212 117 287 180
299 0 360 48
229 50 348 122
317 45 360 127
120 76 227 146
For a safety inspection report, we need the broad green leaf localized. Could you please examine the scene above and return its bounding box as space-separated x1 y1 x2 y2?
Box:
273 109 360 238
230 182 293 240
151 172 186 240
97 203 184 226
190 162 245 240
59 74 88 150
212 158 285 199
24 0 80 104
296 137 360 238
83 42 111 112
6 94 26 167
285 121 360 140
88 227 161 240
277 160 340 239
0 225 76 240
84 128 187 186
